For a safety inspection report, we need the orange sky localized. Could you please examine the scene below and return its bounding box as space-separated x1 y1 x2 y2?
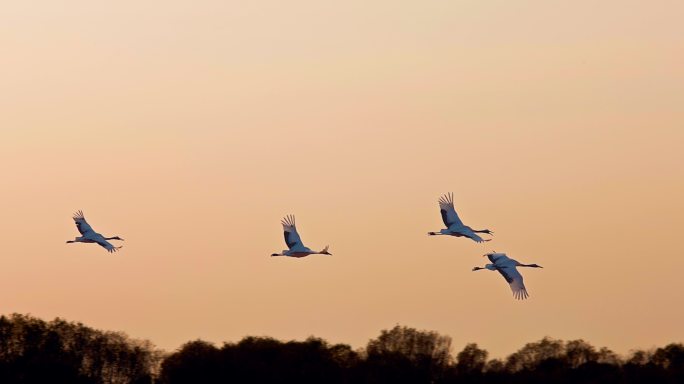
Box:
1 1 683 358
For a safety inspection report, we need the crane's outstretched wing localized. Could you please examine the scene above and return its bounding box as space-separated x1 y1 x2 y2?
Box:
438 193 464 228
94 237 122 253
281 215 303 250
73 210 95 235
487 253 510 264
465 232 489 243
497 266 529 300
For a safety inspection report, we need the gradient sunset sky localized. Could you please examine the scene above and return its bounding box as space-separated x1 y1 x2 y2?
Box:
2 1 683 358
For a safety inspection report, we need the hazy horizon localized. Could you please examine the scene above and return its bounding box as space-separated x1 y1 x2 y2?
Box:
2 1 683 358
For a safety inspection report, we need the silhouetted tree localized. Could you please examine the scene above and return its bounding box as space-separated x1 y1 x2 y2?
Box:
159 340 221 383
565 339 599 368
505 337 566 373
652 343 684 383
364 325 452 383
0 314 161 384
484 358 505 373
455 343 488 374
160 336 359 383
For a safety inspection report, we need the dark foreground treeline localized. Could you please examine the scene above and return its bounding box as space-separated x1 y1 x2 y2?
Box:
161 328 683 384
0 314 682 384
0 314 161 383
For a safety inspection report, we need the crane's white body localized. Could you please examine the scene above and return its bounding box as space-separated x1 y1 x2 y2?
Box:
473 252 542 300
428 193 493 243
66 211 123 253
271 215 331 258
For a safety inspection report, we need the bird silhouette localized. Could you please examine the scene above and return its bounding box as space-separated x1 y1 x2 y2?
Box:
66 211 124 253
473 252 543 299
271 215 331 258
428 193 493 243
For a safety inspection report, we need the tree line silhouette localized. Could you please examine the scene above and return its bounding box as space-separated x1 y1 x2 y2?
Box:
0 314 681 383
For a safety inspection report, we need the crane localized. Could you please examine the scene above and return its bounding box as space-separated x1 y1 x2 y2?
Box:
472 252 542 299
271 215 332 258
66 211 124 253
428 193 493 243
